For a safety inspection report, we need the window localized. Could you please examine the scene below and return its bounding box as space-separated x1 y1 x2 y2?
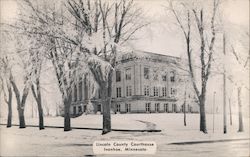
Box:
145 103 151 112
153 68 158 80
73 84 77 102
188 104 192 112
153 87 159 96
170 71 175 82
116 70 121 82
126 86 132 97
79 78 83 101
125 103 131 113
162 74 167 81
162 87 167 97
78 106 82 113
125 68 131 80
144 85 150 96
170 88 177 96
164 103 168 112
73 106 77 114
144 67 149 79
116 104 121 112
155 103 160 112
116 87 121 98
172 104 176 113
97 104 102 112
189 106 192 112
84 105 87 112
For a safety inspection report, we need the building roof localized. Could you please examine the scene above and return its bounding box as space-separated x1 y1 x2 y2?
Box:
116 50 181 64
116 50 190 74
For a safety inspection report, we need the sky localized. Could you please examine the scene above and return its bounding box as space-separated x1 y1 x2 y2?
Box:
1 0 249 54
0 0 249 115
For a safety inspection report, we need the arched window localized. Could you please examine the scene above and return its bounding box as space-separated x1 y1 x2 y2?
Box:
170 71 175 82
116 70 121 82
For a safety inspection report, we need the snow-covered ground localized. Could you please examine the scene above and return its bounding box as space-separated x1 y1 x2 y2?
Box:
0 113 249 156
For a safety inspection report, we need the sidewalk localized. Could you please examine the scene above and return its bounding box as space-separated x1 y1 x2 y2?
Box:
169 138 250 145
0 123 162 132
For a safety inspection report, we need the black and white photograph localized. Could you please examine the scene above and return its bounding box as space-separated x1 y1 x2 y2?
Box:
0 0 249 156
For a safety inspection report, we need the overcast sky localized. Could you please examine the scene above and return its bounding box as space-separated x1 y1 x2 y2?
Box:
1 0 249 113
1 0 249 57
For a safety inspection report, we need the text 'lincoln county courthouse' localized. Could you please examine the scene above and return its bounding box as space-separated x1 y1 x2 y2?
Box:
68 51 199 116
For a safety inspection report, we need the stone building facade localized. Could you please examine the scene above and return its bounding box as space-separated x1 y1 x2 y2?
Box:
69 51 199 116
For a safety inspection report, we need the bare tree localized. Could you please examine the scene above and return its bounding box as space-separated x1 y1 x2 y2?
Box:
11 0 144 133
10 71 30 128
0 28 14 128
229 45 248 132
5 16 46 129
13 0 89 131
67 0 145 134
237 87 243 132
169 0 220 133
0 26 32 129
30 51 44 130
0 58 13 128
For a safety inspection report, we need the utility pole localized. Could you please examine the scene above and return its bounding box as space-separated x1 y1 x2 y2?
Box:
229 98 232 125
32 98 34 118
213 91 216 133
223 33 227 134
184 89 187 126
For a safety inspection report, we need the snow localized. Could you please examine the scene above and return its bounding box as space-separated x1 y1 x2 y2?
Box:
0 113 249 156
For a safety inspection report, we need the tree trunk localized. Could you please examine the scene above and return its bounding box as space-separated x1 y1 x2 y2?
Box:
184 103 186 126
64 96 71 131
10 74 29 129
32 81 45 130
199 95 207 133
101 70 113 134
238 87 243 132
18 108 26 128
184 90 186 126
7 85 12 128
101 83 111 134
37 98 44 130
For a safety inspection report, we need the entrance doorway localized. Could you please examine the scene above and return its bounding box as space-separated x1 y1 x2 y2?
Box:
97 104 102 112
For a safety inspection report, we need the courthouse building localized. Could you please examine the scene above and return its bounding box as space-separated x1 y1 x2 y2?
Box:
69 51 199 116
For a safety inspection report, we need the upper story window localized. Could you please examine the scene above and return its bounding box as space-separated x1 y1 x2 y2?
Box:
126 86 132 97
170 88 177 96
116 70 121 82
144 85 150 96
170 71 175 82
162 74 167 82
116 87 122 98
153 68 158 80
144 67 150 79
153 87 159 96
125 68 132 80
162 87 167 97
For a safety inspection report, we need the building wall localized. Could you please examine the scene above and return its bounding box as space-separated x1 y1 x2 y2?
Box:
69 52 199 116
112 56 199 113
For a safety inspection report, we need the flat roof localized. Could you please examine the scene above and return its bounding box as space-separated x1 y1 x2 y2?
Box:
117 50 180 64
